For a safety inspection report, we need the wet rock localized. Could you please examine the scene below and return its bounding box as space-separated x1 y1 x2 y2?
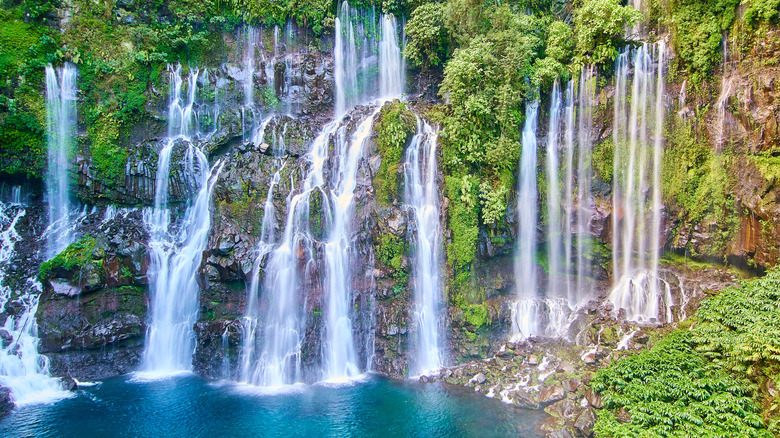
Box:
0 387 12 417
575 407 596 437
61 376 78 391
584 387 603 409
0 329 13 348
470 372 487 385
512 390 540 409
539 384 566 406
545 398 577 420
50 279 82 297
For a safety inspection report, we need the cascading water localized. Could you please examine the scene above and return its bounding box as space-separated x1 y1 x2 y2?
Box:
562 80 576 304
239 1 404 385
0 197 67 405
575 66 596 300
545 80 563 300
142 65 224 374
334 3 359 117
511 101 540 340
379 14 403 99
323 109 381 380
608 42 674 323
404 119 443 376
334 1 402 116
44 63 78 259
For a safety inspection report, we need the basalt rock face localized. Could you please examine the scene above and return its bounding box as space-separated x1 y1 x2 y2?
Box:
72 26 334 207
36 209 150 380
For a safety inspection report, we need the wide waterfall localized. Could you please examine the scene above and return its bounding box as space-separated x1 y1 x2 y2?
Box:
511 66 600 341
511 101 540 340
0 196 67 405
239 1 404 385
44 63 78 259
404 119 444 376
142 65 224 374
608 42 673 323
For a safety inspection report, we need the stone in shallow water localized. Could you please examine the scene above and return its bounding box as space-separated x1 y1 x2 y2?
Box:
471 372 487 385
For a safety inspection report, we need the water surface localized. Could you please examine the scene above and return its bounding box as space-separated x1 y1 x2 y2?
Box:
0 374 544 437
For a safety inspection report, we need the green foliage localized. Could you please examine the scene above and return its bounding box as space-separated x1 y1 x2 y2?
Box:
662 118 738 256
39 235 99 281
694 268 780 376
437 5 541 270
744 0 780 25
87 111 128 189
374 100 416 206
666 0 740 83
752 149 780 184
376 232 409 283
404 3 449 70
0 8 58 178
592 331 770 437
445 175 480 269
594 269 780 436
573 0 641 65
592 138 613 184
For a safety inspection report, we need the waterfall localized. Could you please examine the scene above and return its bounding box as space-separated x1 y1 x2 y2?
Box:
239 1 403 384
0 199 67 405
545 81 563 300
142 64 224 375
44 63 78 259
608 42 673 323
334 1 403 116
334 2 358 117
575 66 596 300
379 14 403 99
323 108 381 381
511 101 540 340
404 119 443 376
239 117 300 387
562 80 576 304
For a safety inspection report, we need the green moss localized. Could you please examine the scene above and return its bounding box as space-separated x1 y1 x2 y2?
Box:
661 117 739 257
591 138 613 184
445 174 480 271
87 111 128 189
374 100 416 206
39 235 101 281
376 232 408 284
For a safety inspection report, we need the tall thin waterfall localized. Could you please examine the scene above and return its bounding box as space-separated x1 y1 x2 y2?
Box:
608 42 673 323
243 26 258 139
323 108 381 380
239 117 300 386
142 65 224 374
546 81 563 300
334 2 358 117
44 63 78 259
576 66 596 299
334 1 402 116
379 14 403 98
404 119 443 376
0 199 67 405
562 80 576 304
511 101 540 340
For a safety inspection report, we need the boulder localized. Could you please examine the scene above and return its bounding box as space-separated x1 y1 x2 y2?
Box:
539 384 566 406
0 387 12 417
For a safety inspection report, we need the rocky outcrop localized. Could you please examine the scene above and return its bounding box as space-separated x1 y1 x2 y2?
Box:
36 209 150 380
